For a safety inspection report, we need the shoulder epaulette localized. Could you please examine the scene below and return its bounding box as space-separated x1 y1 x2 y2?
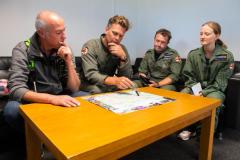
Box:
146 49 153 53
144 49 153 55
189 48 200 53
167 48 178 54
221 47 232 55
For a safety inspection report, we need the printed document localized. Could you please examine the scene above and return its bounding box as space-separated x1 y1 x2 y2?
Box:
83 90 174 114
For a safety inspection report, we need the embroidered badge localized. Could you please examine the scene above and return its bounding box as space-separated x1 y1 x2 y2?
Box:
215 54 227 61
164 55 171 60
229 63 235 70
81 47 88 55
175 56 181 62
164 53 172 60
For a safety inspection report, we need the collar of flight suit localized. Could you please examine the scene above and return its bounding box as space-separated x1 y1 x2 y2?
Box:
100 34 111 54
198 44 224 63
29 32 60 61
154 46 171 60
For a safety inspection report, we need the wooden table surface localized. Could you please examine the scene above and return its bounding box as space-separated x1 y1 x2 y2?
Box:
20 87 220 160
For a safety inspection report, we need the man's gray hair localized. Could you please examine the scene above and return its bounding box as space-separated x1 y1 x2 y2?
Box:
35 18 47 30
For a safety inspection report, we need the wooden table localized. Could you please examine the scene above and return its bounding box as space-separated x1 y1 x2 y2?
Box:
20 87 220 160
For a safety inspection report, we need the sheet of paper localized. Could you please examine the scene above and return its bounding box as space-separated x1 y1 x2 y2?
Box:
83 91 175 114
191 83 202 96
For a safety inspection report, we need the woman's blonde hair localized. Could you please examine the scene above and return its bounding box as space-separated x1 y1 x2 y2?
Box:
202 21 227 48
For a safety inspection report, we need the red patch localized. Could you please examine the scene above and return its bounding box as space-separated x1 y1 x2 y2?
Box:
81 47 88 55
229 63 234 70
175 56 181 62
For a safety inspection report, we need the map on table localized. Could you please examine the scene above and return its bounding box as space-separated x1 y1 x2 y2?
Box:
83 90 175 114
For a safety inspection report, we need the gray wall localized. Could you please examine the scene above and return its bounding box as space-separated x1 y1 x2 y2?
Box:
1 0 240 62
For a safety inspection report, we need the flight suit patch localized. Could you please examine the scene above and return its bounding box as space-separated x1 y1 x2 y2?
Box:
164 55 171 60
229 63 235 70
81 47 89 55
164 53 172 60
215 54 227 61
175 56 181 62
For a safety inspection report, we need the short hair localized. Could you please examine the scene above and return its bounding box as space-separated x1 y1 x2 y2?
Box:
35 11 58 31
107 15 130 31
155 28 172 43
35 19 47 31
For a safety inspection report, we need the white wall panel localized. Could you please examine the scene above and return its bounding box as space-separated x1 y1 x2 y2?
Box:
0 0 239 61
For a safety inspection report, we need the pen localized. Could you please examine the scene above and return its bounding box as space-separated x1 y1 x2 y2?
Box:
135 89 140 96
132 87 140 96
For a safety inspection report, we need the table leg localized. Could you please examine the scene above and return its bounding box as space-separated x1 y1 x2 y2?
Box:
199 109 216 160
25 123 41 160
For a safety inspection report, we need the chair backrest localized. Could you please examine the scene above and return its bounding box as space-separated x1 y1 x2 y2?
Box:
233 61 240 74
132 58 143 75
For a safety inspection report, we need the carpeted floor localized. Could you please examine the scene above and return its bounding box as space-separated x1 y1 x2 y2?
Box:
121 128 240 160
0 117 240 160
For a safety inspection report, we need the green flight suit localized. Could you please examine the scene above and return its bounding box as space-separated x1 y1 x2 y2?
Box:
137 48 182 91
181 44 235 129
80 34 133 94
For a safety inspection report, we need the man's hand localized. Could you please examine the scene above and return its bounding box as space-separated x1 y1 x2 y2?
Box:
108 43 126 61
23 91 80 107
49 95 80 107
139 73 147 78
105 76 134 90
57 42 73 63
115 76 134 89
149 81 159 87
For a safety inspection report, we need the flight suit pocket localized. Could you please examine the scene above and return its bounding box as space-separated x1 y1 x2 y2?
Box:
155 60 170 74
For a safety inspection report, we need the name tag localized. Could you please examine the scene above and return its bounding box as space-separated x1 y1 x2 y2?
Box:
164 53 172 60
215 54 227 61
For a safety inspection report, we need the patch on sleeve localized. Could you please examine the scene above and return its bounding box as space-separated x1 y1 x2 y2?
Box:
229 63 235 70
175 56 181 62
81 47 89 55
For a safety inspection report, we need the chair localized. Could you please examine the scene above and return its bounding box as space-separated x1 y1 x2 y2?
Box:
132 58 143 75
